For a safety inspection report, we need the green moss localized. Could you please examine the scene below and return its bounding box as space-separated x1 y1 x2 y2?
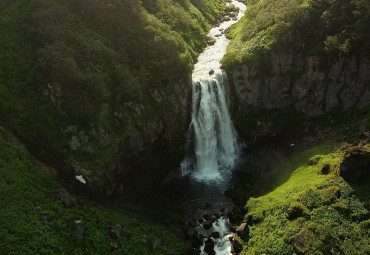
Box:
241 142 370 254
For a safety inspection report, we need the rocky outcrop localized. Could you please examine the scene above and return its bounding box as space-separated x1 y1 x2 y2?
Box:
58 77 192 197
229 53 370 116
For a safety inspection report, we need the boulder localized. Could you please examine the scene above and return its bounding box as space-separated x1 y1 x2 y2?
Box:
339 147 370 182
231 237 243 253
204 239 215 255
56 189 75 208
210 232 220 239
292 229 308 254
109 224 122 239
236 223 249 240
203 214 211 221
206 36 216 45
153 237 161 250
203 220 212 230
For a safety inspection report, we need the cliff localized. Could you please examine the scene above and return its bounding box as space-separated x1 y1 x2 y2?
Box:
229 54 370 116
0 0 225 196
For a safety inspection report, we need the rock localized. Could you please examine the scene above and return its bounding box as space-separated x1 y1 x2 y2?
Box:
203 214 211 221
292 229 308 254
35 206 42 211
231 237 243 253
211 214 217 222
230 225 236 233
75 175 86 184
142 238 147 245
39 215 53 222
209 69 215 75
222 16 231 22
236 223 249 239
206 36 216 45
195 226 207 237
203 220 212 230
210 232 220 239
339 147 370 182
204 239 215 255
320 164 331 175
286 202 305 220
68 220 85 239
110 242 118 250
153 237 161 250
56 189 75 208
362 131 369 138
109 224 122 239
215 34 222 37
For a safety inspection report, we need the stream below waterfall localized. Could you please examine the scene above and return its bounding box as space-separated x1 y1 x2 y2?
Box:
178 1 247 254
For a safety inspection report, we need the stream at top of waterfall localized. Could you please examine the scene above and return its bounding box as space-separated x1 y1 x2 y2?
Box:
168 1 248 254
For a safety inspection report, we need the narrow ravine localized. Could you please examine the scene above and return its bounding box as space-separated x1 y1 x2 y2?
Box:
179 1 247 254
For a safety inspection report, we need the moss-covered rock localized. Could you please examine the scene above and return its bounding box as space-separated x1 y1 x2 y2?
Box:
286 202 305 220
238 142 370 254
339 146 370 183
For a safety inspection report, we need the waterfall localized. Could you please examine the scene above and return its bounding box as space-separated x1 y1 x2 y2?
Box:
181 72 242 181
180 1 246 254
181 1 246 182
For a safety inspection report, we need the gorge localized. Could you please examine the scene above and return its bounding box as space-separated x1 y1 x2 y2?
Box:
0 0 369 254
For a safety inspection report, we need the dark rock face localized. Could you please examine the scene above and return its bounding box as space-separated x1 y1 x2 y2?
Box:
229 55 370 117
210 232 220 239
204 239 215 255
203 220 212 230
340 147 370 183
236 223 249 240
231 237 243 253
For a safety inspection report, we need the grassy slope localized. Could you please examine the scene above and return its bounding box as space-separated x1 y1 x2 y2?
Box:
222 0 370 70
0 127 188 254
241 142 370 254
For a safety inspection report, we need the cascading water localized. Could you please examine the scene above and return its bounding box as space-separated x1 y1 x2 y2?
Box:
179 1 247 254
181 0 246 183
183 73 242 182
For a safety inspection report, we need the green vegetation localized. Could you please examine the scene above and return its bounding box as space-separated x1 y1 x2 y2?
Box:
0 0 225 191
222 0 370 69
240 142 370 254
0 127 188 254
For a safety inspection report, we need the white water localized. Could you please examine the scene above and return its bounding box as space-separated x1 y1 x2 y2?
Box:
200 217 235 255
181 0 246 183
